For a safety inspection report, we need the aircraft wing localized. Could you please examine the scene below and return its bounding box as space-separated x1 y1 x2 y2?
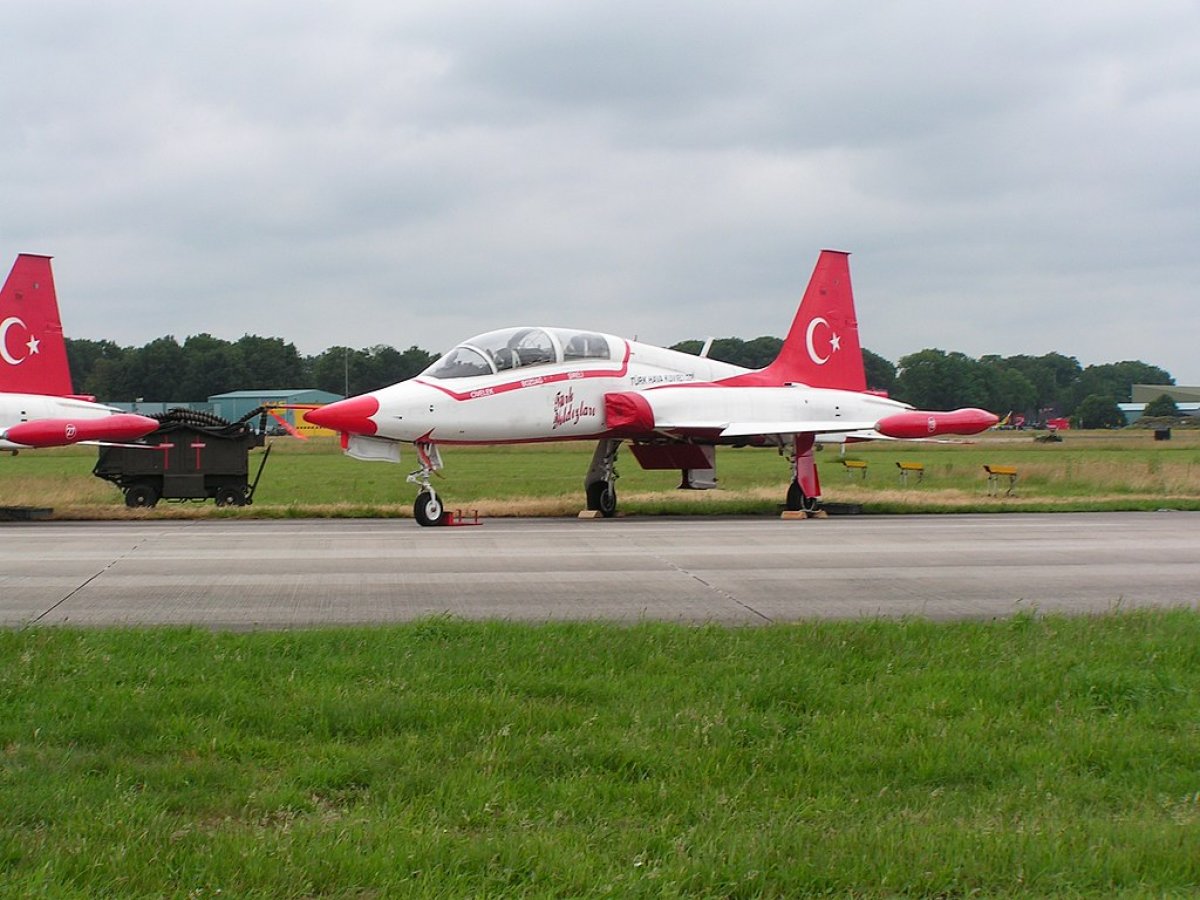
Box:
718 420 878 438
606 386 897 440
606 388 997 441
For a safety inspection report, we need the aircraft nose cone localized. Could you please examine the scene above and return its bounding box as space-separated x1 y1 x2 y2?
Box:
307 395 380 435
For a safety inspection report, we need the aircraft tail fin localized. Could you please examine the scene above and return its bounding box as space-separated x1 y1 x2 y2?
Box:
0 254 74 397
751 250 867 391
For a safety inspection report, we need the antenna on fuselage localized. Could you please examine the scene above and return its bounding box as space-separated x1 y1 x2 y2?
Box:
699 338 714 358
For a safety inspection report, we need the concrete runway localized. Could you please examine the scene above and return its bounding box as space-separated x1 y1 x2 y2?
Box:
2 512 1197 628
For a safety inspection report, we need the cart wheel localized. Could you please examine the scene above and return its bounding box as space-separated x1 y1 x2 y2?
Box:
214 486 245 507
125 483 159 508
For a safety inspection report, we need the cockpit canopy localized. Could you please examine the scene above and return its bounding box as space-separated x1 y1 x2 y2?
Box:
423 327 617 379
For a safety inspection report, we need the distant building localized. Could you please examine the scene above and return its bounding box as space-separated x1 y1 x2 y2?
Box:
1131 384 1200 405
1121 385 1200 424
112 400 212 416
208 389 343 435
111 390 345 434
1119 403 1200 425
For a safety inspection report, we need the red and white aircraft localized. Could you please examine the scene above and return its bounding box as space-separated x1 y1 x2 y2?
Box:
0 254 158 450
307 251 997 525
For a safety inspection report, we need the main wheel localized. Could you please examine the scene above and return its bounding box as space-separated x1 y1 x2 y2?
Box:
125 483 159 508
214 486 246 507
414 491 448 526
586 481 618 518
786 481 818 513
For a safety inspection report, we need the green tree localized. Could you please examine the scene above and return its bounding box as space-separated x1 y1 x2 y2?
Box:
1142 393 1181 418
233 335 305 388
1000 352 1082 415
381 345 438 387
894 349 988 409
178 334 240 398
1073 394 1125 429
739 336 784 369
311 346 360 396
123 336 185 401
670 339 703 356
65 338 129 399
1067 361 1173 414
862 349 896 394
668 336 783 369
978 356 1037 417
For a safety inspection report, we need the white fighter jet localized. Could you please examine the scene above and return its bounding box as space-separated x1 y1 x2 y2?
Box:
0 254 157 450
307 251 997 525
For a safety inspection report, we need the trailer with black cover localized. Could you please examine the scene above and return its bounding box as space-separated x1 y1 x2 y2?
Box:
94 408 271 508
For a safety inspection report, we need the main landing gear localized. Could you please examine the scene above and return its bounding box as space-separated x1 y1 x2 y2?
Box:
405 434 817 525
784 433 822 513
583 439 621 518
407 440 449 527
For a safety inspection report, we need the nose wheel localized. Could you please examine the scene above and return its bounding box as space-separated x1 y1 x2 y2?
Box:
414 490 449 527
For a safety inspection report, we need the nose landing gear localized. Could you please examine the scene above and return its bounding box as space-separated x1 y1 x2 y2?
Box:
407 441 449 527
413 490 448 526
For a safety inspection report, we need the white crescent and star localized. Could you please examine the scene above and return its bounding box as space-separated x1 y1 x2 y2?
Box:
0 317 39 366
804 317 841 366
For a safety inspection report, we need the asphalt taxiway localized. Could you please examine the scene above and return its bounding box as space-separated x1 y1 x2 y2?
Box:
2 512 1197 628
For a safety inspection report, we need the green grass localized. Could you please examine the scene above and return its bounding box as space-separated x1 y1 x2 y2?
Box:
2 428 1198 517
2 612 1199 896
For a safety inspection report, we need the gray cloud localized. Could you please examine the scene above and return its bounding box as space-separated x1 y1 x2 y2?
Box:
2 0 1197 383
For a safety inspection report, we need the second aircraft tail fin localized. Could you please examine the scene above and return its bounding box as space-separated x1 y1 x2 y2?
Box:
0 254 74 397
747 250 867 391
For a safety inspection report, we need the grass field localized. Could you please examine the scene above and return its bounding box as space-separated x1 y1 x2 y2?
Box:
2 612 1198 896
2 427 1198 518
4 434 1198 895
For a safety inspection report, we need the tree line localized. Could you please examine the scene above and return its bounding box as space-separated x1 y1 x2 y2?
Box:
670 339 1172 424
67 333 1173 425
66 335 438 402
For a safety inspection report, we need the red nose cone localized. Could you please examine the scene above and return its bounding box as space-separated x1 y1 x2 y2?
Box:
306 395 380 435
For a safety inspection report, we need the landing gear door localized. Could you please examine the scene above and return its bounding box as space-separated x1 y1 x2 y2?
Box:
346 434 402 464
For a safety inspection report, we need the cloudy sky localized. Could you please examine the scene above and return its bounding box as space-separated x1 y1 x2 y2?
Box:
3 1 1198 381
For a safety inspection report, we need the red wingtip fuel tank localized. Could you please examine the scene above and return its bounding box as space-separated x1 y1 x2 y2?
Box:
304 395 380 436
3 413 159 448
874 408 999 439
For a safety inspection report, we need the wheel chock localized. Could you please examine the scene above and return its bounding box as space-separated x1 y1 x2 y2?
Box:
577 509 603 519
780 509 829 520
446 509 482 526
